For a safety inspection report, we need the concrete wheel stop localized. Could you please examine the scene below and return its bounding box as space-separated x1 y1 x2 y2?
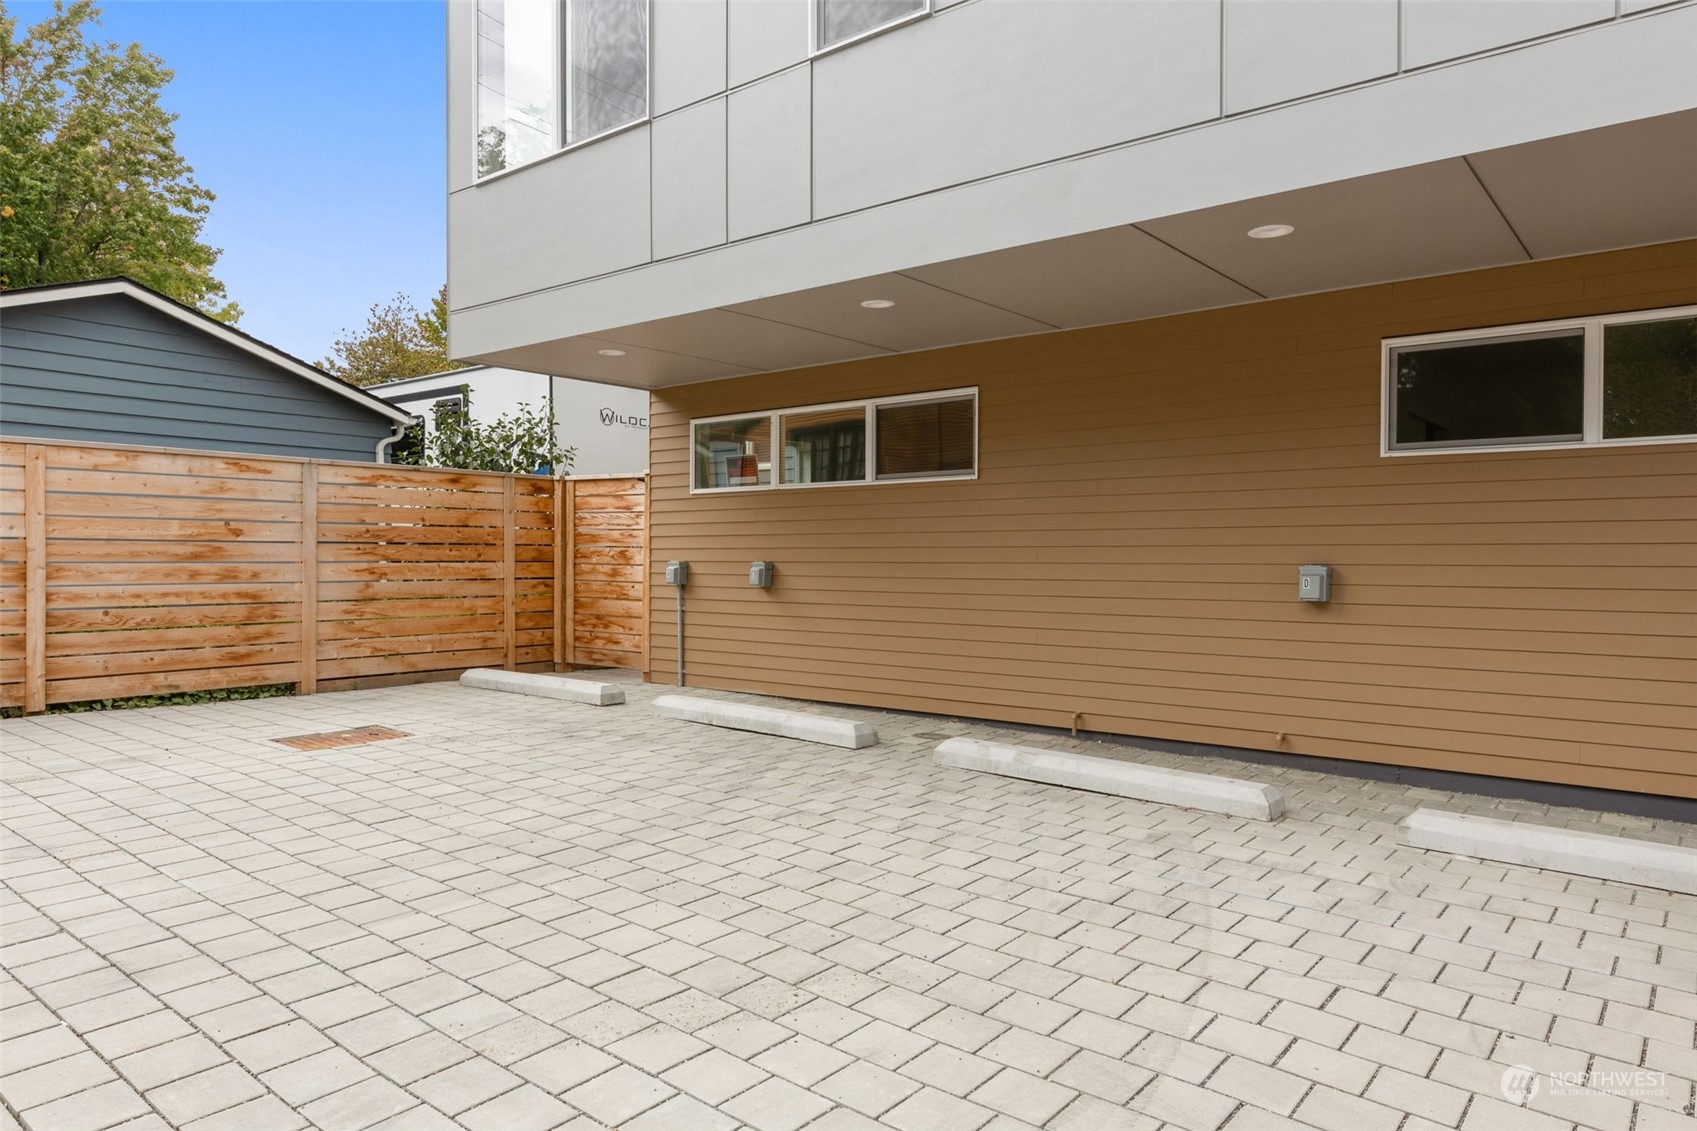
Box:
459 669 626 706
1402 808 1697 894
934 737 1286 821
653 694 877 749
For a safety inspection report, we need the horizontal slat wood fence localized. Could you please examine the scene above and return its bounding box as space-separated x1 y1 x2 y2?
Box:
560 475 650 672
0 439 647 712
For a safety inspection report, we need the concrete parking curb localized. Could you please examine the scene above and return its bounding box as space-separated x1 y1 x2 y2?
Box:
935 737 1287 821
1402 807 1697 894
459 668 626 705
653 694 877 749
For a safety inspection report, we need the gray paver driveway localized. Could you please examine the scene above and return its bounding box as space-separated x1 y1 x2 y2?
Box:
2 676 1694 1131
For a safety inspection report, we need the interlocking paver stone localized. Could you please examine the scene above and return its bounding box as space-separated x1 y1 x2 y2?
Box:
262 1046 375 1105
969 1065 1077 1124
456 1082 576 1131
182 1095 307 1131
17 1079 150 1131
298 1076 420 1131
113 1034 228 1091
145 1062 265 1125
3 679 1694 1131
660 1047 771 1105
882 1085 997 1131
720 1076 834 1131
2 1050 116 1110
561 1062 674 1124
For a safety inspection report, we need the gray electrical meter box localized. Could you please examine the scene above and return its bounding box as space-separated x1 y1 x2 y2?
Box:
1298 564 1331 602
665 560 689 586
748 561 774 588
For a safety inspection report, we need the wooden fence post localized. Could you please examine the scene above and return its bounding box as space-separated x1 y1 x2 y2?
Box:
503 476 517 671
640 473 651 682
552 478 565 672
23 445 47 715
563 480 577 668
298 462 318 695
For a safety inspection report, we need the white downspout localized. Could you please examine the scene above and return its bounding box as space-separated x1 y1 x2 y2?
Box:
375 416 417 463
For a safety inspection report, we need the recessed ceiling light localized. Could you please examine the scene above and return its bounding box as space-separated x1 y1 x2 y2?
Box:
597 348 627 357
860 299 895 309
1247 224 1295 239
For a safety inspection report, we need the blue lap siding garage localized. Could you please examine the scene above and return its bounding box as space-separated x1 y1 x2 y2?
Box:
0 278 414 461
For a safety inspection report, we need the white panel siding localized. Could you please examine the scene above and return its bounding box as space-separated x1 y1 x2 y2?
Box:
1402 0 1615 68
446 0 1697 351
726 0 809 89
812 0 1221 218
1224 0 1399 114
448 124 652 308
653 0 727 115
727 68 811 241
653 98 729 259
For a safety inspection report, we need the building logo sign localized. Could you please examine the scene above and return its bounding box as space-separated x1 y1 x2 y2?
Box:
1500 1066 1540 1106
600 407 647 429
1497 1064 1670 1109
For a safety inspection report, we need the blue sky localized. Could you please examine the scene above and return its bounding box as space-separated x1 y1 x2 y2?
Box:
12 0 446 363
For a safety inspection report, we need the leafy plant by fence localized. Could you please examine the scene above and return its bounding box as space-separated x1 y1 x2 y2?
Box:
0 439 647 713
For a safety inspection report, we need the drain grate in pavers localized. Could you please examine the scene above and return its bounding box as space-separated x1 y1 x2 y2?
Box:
271 724 409 750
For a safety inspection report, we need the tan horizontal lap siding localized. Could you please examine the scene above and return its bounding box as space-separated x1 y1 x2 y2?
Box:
649 242 1697 799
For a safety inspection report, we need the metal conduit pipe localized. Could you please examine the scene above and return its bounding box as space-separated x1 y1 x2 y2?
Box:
665 561 689 687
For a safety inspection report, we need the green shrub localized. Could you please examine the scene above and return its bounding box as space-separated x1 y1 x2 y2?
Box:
1 684 295 719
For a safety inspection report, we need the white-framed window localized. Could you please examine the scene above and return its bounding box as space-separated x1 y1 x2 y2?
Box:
813 0 929 54
476 0 558 177
692 388 977 493
475 0 650 181
1382 306 1696 456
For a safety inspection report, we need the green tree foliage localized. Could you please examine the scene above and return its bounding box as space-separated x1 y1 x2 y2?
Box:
0 0 238 319
320 285 468 387
1600 315 1697 439
419 283 451 354
397 391 574 475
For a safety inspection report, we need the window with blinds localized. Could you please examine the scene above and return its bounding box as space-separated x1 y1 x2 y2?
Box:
876 395 974 480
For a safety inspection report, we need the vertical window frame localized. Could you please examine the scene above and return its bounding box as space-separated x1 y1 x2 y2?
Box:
1380 305 1697 457
810 0 932 57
